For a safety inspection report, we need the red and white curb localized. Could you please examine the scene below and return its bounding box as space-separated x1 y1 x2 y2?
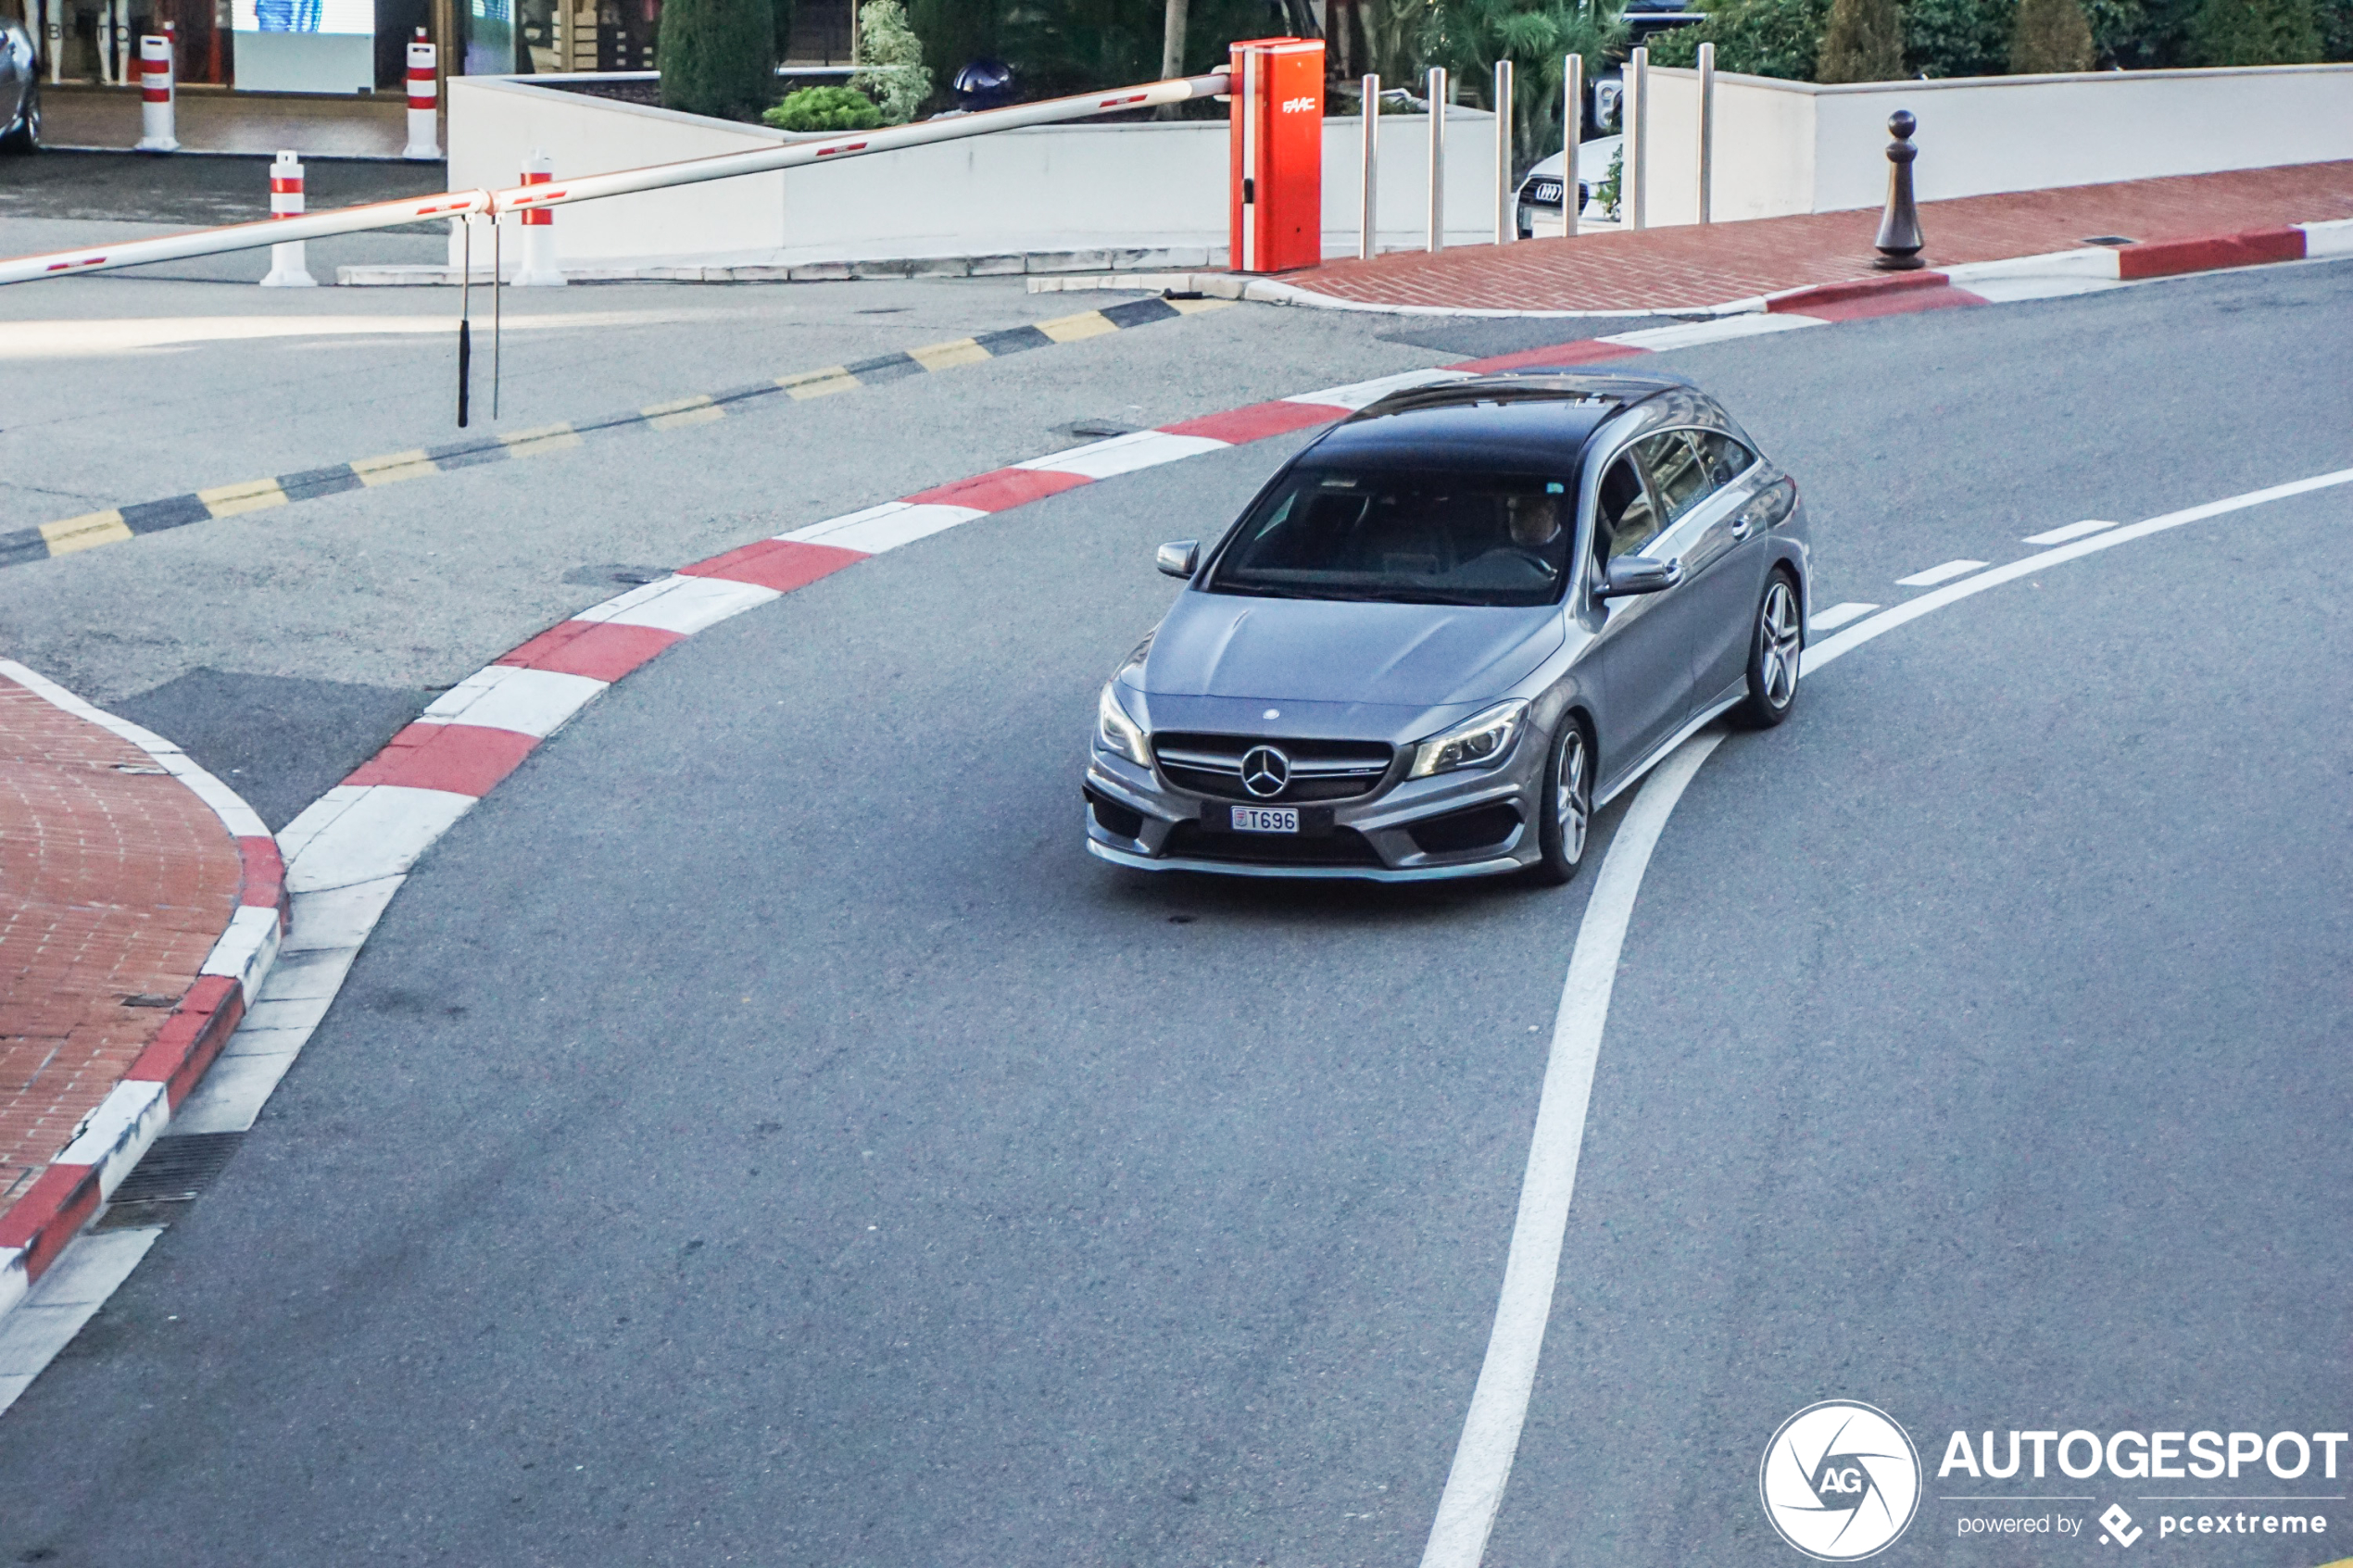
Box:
0 662 287 1345
1032 217 2353 317
2 227 2339 1403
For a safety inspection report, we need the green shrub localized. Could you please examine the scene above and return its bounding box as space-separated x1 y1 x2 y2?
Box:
1643 0 1829 78
2011 0 2098 67
1816 0 1905 78
658 0 775 121
763 84 886 130
1903 0 2010 75
852 0 933 123
2187 0 2323 57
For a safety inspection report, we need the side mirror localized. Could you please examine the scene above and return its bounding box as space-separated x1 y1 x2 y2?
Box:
1597 556 1680 599
1156 540 1200 579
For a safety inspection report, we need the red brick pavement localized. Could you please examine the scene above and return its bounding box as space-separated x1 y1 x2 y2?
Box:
1283 162 2353 312
0 679 241 1217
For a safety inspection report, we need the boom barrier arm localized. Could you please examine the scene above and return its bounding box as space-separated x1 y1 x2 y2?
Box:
0 70 1234 288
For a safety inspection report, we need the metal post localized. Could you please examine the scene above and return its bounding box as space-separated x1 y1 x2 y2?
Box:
1359 72 1378 260
1696 41 1715 224
1626 45 1648 231
1426 66 1446 253
1872 110 1925 270
1493 58 1514 245
1562 53 1582 239
42 0 62 84
433 0 454 163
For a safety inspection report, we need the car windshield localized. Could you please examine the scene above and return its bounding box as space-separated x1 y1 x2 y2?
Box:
1207 468 1578 608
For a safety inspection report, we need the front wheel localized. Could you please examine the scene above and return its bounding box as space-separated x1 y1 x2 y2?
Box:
1734 572 1803 729
0 84 38 155
1529 721 1592 885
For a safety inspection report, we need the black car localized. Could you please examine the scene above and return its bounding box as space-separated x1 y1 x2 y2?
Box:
1 17 38 154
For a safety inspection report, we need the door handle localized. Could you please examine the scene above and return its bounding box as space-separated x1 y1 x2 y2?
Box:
1730 516 1752 539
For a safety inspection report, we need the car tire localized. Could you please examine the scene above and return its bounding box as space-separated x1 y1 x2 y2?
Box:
1529 719 1592 885
1 84 39 155
1734 571 1803 729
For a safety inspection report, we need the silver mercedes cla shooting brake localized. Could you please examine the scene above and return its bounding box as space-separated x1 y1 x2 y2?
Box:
1083 372 1809 884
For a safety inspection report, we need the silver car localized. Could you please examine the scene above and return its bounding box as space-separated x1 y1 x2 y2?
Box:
1083 372 1809 884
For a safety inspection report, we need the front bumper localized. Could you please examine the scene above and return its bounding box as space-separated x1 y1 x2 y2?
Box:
1083 736 1547 883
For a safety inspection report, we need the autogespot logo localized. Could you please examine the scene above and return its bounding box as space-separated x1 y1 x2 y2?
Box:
1761 1400 1924 1561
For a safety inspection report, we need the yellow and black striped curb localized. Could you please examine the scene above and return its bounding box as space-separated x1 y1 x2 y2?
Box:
3 295 1230 571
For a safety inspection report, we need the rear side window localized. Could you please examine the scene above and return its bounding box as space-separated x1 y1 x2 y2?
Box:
1693 431 1757 487
1636 432 1715 522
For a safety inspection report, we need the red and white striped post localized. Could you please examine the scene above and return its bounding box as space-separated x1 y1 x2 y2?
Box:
135 27 179 153
404 31 441 160
259 152 318 288
510 148 566 286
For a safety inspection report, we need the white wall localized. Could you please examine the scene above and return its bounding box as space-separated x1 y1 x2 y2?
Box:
1633 62 2353 227
447 77 1504 268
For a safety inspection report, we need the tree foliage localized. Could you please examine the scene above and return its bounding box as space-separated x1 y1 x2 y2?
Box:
1416 0 1628 165
2011 0 2096 68
1903 0 2009 75
852 0 934 120
1644 0 1830 80
1816 0 1904 79
659 0 776 120
2187 0 2322 57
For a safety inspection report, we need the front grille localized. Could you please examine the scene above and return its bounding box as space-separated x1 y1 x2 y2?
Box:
1164 822 1386 867
1151 734 1395 804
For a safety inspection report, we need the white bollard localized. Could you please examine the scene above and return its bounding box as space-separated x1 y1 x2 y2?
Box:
1563 54 1582 239
1358 72 1378 261
1627 45 1649 232
1493 58 1514 245
403 31 442 160
510 148 567 286
135 30 178 152
1426 66 1446 254
1696 41 1716 225
259 152 318 288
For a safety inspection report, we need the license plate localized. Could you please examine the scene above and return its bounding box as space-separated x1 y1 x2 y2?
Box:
1230 805 1299 834
1529 180 1565 205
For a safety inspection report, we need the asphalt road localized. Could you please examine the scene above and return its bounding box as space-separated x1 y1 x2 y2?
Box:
0 257 2347 1566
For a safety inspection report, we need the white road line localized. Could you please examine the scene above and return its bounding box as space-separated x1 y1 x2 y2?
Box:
2023 519 2121 546
1807 601 1879 632
1895 558 1987 587
1419 731 1725 1568
1424 460 2353 1568
1810 466 2353 675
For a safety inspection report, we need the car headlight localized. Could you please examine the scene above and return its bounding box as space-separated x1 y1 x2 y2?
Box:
1097 682 1151 768
1408 700 1529 779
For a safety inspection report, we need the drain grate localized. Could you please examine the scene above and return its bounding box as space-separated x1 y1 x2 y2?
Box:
2082 235 2137 246
93 1132 245 1231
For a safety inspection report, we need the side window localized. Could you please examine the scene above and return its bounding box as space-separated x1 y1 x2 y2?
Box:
1692 431 1757 488
1595 454 1662 562
1636 431 1715 523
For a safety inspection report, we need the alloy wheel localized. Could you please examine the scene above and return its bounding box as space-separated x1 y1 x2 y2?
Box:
1554 727 1590 863
1759 578 1802 709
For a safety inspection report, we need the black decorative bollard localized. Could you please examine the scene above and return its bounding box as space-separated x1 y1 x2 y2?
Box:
1872 111 1925 271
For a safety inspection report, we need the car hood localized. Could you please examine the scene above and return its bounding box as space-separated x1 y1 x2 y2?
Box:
1139 590 1565 710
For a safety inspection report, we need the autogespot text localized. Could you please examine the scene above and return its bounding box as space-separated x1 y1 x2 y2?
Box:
1938 1429 2348 1481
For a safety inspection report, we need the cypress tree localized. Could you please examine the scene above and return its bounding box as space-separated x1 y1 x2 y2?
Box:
2010 0 2097 68
1818 0 1906 78
2187 0 2322 60
659 0 776 121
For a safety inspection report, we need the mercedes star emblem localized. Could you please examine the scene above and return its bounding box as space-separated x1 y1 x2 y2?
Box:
1240 745 1290 798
